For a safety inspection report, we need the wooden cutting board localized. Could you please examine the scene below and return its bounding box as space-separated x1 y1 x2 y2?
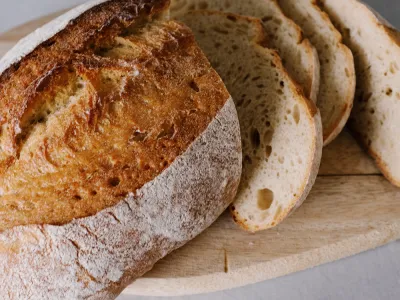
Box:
1 13 399 297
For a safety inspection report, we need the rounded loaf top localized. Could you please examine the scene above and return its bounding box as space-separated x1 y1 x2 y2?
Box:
0 0 232 231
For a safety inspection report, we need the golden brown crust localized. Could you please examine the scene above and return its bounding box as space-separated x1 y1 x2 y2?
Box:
0 0 229 231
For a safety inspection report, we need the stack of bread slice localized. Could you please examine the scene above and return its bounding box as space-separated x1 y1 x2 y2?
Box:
172 0 400 231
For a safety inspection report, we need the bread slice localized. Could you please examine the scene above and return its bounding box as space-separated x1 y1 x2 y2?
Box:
318 0 400 187
0 0 242 298
171 0 320 104
179 11 323 231
278 0 356 146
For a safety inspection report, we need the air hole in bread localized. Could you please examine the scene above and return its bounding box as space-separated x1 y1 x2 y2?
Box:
370 108 375 114
265 145 272 160
108 177 121 187
189 80 200 92
252 76 261 81
386 88 393 96
90 190 97 196
292 104 300 125
73 195 82 201
257 188 274 210
345 68 350 78
188 4 195 10
243 74 250 83
251 128 261 148
390 62 398 74
278 157 284 164
264 128 274 144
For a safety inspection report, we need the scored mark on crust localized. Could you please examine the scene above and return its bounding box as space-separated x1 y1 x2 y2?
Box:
108 212 121 224
38 225 54 252
123 199 134 213
68 238 101 284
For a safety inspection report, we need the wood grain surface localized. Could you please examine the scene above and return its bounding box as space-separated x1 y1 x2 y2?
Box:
0 12 398 297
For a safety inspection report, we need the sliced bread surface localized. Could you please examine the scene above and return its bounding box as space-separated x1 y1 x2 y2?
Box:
319 0 400 186
179 11 323 231
278 0 356 145
171 0 320 104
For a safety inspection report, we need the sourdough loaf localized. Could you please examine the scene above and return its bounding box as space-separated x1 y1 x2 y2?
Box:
278 0 356 146
318 0 400 186
171 0 320 104
179 11 323 231
0 0 242 298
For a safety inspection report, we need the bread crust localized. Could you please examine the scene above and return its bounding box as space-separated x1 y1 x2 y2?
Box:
0 0 242 298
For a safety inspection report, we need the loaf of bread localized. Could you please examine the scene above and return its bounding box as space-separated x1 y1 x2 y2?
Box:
319 0 400 186
0 0 242 298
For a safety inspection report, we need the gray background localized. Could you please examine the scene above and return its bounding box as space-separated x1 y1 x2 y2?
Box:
0 1 399 299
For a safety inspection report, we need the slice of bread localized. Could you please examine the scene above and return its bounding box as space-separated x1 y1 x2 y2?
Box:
171 0 320 104
278 0 356 146
319 0 400 187
179 11 323 231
